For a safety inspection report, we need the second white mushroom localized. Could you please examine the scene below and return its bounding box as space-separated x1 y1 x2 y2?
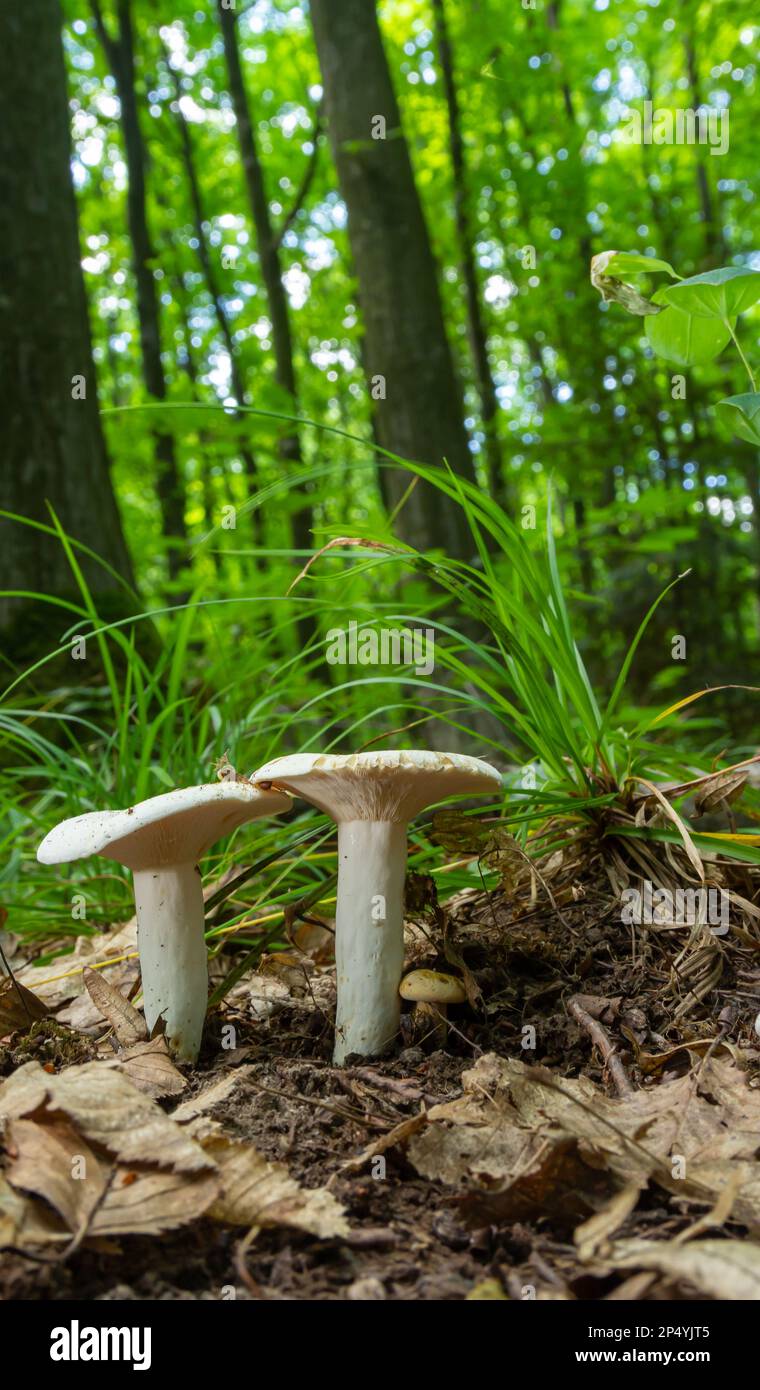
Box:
253 750 501 1063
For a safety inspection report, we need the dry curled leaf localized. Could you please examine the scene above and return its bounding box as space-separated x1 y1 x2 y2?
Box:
6 1118 107 1233
200 1132 350 1239
590 250 662 315
0 1172 67 1249
83 966 146 1046
0 975 49 1036
100 1035 186 1099
606 1236 760 1301
574 1183 643 1262
172 1069 250 1122
3 1115 218 1243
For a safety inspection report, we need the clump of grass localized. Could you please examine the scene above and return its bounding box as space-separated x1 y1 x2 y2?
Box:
1 423 757 985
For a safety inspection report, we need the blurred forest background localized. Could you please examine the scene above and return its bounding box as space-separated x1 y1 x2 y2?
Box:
1 0 758 871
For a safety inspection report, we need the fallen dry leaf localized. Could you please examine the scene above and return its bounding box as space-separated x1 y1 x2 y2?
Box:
606 1237 760 1300
408 1053 760 1235
0 1060 210 1172
227 974 292 1018
0 975 49 1036
200 1131 350 1240
172 1069 249 1122
83 966 146 1046
88 1168 219 1237
0 1172 68 1248
0 1062 219 1248
574 1182 643 1262
4 1116 219 1242
99 1036 186 1099
6 1117 107 1233
16 919 138 1012
342 1110 428 1175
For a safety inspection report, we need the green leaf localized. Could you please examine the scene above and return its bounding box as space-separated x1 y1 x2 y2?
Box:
612 824 760 868
605 252 679 279
659 266 760 320
645 302 732 366
717 392 760 446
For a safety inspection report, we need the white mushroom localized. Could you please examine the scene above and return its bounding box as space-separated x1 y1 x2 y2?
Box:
252 751 501 1063
37 782 291 1063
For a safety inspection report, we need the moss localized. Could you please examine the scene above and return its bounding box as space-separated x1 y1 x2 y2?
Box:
0 1018 97 1077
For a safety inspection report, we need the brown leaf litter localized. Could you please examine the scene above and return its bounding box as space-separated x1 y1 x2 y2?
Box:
0 1057 348 1252
1 821 759 1300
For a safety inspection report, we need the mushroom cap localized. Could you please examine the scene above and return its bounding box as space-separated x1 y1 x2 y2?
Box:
37 782 292 872
399 969 467 1004
252 750 502 823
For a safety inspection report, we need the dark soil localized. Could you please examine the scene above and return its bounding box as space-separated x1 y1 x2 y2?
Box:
2 870 758 1301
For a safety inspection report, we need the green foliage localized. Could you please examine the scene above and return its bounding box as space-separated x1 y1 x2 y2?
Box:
718 393 760 447
2 454 757 965
645 300 734 367
659 268 760 321
605 253 679 280
602 251 758 388
3 0 759 963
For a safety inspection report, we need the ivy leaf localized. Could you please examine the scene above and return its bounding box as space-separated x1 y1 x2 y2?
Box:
659 266 760 320
645 298 733 366
717 392 760 446
605 252 679 279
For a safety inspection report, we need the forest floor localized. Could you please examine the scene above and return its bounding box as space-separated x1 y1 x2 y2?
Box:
2 857 760 1302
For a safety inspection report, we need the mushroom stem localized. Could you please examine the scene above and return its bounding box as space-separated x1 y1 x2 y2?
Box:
333 820 407 1064
133 862 208 1064
415 1001 448 1047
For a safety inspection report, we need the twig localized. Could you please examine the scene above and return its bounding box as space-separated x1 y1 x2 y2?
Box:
234 1224 264 1298
567 995 633 1098
245 1077 384 1128
344 1068 423 1101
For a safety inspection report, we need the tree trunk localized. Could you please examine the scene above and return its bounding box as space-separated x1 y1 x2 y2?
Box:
164 54 259 505
0 0 134 653
217 0 311 558
682 32 728 266
169 271 221 574
431 0 504 500
91 0 186 579
309 0 476 558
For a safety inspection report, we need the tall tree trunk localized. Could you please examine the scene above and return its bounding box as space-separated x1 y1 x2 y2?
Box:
91 0 186 579
217 0 311 559
0 0 134 654
309 0 476 558
431 0 504 500
682 27 728 266
163 53 259 506
169 271 221 575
